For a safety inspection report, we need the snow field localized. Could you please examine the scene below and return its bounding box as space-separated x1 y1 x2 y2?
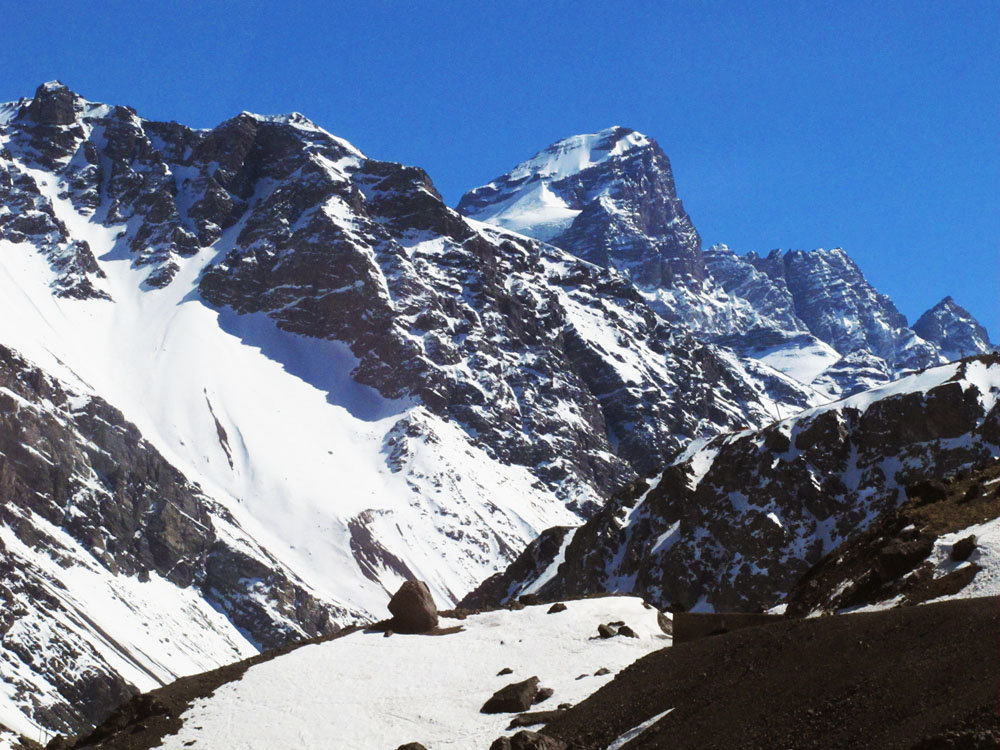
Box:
155 597 670 750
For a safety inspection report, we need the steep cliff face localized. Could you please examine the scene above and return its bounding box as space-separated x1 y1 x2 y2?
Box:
463 355 1000 613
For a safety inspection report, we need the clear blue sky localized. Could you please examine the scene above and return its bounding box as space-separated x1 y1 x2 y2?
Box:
2 1 997 339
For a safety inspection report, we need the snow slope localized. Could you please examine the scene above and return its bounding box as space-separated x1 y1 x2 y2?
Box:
0 187 574 621
154 597 670 750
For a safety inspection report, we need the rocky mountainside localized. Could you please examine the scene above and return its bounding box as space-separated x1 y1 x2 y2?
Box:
463 354 1000 612
784 457 1000 615
460 127 992 397
0 344 340 737
0 83 994 741
0 83 834 737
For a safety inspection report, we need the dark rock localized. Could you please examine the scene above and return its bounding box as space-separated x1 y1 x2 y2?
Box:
519 594 539 606
388 581 438 634
597 623 616 639
617 625 638 638
878 538 935 578
481 677 540 714
533 687 554 704
546 603 567 614
396 744 428 750
497 667 513 676
961 483 982 503
508 709 566 729
489 730 568 750
951 535 978 562
26 82 78 125
594 667 611 676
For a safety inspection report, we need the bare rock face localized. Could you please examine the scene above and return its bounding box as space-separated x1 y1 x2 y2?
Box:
388 580 439 633
785 459 1000 615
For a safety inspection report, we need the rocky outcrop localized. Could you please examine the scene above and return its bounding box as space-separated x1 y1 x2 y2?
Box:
785 458 1000 615
481 677 542 714
464 355 1000 613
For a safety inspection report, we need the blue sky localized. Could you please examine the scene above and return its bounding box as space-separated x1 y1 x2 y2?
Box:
2 1 997 338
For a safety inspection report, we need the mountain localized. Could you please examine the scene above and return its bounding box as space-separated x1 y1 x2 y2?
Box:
0 84 829 736
463 354 1000 612
459 128 992 397
913 296 995 363
0 84 994 739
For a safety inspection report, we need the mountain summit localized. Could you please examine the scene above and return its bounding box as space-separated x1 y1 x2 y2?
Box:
459 126 704 289
460 128 992 397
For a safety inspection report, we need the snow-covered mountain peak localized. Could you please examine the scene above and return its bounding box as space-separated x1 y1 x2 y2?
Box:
914 295 995 362
505 125 652 182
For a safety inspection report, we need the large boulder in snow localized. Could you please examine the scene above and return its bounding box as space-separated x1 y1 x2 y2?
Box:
388 580 439 633
481 676 541 714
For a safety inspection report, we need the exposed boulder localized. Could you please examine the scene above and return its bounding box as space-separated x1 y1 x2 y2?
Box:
388 580 439 634
533 687 554 704
481 677 540 714
877 537 935 578
951 535 978 562
546 603 567 614
597 624 616 639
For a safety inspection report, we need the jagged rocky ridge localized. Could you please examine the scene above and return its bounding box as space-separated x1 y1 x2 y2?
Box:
460 127 993 397
0 83 847 736
463 355 1000 612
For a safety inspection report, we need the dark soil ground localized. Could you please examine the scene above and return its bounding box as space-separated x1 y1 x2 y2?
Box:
539 596 999 749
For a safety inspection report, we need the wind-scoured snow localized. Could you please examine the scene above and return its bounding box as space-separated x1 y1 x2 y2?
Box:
155 597 670 750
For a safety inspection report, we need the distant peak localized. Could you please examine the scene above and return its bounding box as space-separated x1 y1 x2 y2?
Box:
501 126 654 185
